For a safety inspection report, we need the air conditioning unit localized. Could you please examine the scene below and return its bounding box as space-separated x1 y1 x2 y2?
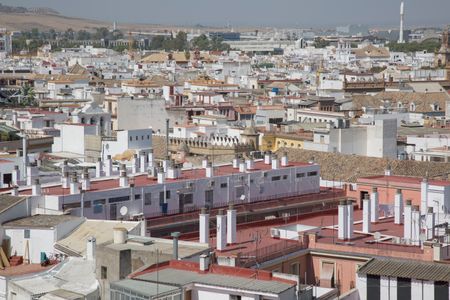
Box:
270 228 280 238
208 180 215 188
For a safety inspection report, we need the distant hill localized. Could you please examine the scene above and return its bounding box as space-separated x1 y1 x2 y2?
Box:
0 3 59 15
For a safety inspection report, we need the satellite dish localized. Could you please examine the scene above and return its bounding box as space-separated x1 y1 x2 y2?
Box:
374 232 381 241
119 206 128 216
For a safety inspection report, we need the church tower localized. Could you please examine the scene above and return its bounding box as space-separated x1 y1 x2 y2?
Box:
436 26 450 79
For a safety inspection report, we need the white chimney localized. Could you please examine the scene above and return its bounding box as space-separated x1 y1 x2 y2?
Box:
199 254 210 272
95 158 103 178
411 205 421 246
32 179 41 196
70 173 80 195
167 161 178 179
404 200 412 242
26 164 37 186
281 152 289 167
162 159 170 173
132 154 139 174
12 165 20 186
216 209 227 251
347 200 354 240
139 153 147 173
246 158 255 170
61 160 69 175
11 186 18 196
62 172 70 189
12 112 17 126
227 204 237 244
420 178 429 215
264 151 272 165
157 168 165 184
362 194 371 234
232 155 240 169
119 170 129 187
370 187 379 223
394 189 403 224
239 162 247 173
82 170 91 191
202 157 209 169
148 149 154 168
338 200 348 240
271 156 280 170
113 227 128 244
86 237 96 261
206 162 214 178
105 155 113 177
426 207 435 240
199 207 209 244
384 165 392 176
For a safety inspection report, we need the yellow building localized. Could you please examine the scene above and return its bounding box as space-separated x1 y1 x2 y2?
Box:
261 133 310 152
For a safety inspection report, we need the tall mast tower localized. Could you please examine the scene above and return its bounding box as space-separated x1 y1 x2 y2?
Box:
398 1 405 44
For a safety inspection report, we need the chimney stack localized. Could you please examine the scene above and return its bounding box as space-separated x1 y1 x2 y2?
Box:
384 165 392 176
95 157 103 177
394 189 403 224
426 207 435 240
411 205 421 246
157 167 165 184
347 200 354 240
421 178 429 215
119 165 129 187
281 151 289 167
264 151 272 165
12 165 20 186
245 158 255 170
239 161 247 173
70 173 80 195
61 160 69 174
113 227 127 244
167 161 179 179
32 179 41 196
271 155 280 170
338 200 348 240
62 171 70 189
199 254 210 272
202 157 209 169
370 187 379 223
362 194 371 234
81 169 91 191
11 186 18 196
206 162 214 178
26 164 37 186
105 155 113 177
139 153 147 173
199 207 209 244
404 200 412 243
132 154 139 174
216 209 227 251
171 232 180 260
227 204 237 244
232 155 240 169
86 237 96 261
148 148 154 168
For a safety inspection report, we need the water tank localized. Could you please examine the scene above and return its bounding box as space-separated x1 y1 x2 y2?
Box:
113 227 128 244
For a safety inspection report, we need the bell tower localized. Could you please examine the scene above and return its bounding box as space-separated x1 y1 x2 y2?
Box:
436 26 450 79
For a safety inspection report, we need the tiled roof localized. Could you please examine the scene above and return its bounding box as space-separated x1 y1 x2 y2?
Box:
358 257 450 282
3 214 79 228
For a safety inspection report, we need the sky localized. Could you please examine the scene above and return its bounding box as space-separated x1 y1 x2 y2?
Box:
3 0 450 28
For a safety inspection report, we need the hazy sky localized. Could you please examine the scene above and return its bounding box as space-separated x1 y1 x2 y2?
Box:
3 0 450 28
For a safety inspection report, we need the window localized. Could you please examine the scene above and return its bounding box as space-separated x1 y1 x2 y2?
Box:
129 136 132 142
101 266 107 279
109 196 130 204
144 193 152 205
220 182 228 188
397 277 411 300
141 135 144 140
271 176 281 181
135 136 138 141
230 296 242 300
24 229 30 239
435 281 449 300
93 205 103 214
282 175 288 180
159 191 171 204
147 135 150 139
307 171 318 177
93 199 106 205
296 173 305 178
291 263 300 275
